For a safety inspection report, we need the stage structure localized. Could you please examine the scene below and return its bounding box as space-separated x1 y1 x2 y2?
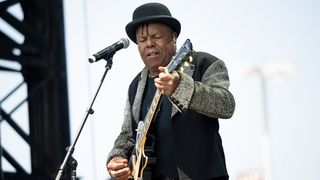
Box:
0 0 71 179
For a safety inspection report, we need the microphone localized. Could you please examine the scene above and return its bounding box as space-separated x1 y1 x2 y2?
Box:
88 38 130 63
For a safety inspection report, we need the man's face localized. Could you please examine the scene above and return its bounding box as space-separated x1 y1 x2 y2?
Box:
136 23 177 77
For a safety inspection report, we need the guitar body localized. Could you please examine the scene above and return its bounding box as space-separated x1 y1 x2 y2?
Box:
130 146 156 180
131 121 149 180
131 151 148 180
130 39 193 180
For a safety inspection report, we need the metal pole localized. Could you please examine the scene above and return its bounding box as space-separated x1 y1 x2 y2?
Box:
0 102 4 180
258 70 273 180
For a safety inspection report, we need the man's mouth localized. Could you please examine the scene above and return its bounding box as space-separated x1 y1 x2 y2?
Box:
147 51 159 58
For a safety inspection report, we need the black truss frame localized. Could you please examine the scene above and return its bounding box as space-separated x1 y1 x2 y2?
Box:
0 0 71 179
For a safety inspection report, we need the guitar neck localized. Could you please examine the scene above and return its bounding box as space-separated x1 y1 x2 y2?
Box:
136 89 162 150
144 89 162 129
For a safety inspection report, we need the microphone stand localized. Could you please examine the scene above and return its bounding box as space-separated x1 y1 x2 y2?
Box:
55 56 114 180
0 103 4 180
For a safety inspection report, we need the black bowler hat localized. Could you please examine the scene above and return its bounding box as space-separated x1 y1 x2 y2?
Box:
125 3 181 43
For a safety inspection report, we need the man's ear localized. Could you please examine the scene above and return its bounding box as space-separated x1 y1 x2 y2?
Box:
172 36 177 44
172 32 177 43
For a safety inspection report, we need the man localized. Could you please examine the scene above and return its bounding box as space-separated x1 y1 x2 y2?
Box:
107 2 235 180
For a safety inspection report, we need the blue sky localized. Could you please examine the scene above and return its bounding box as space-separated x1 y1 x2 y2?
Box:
1 0 320 179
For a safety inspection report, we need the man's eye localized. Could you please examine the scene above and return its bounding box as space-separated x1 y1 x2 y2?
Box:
137 38 146 42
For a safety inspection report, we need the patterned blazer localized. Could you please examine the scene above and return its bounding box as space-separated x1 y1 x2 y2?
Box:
107 51 235 179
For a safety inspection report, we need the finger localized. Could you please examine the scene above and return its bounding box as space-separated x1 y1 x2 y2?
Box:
154 78 164 88
116 167 131 177
111 167 131 179
158 66 166 72
159 73 172 82
113 157 128 164
108 170 115 178
107 158 129 179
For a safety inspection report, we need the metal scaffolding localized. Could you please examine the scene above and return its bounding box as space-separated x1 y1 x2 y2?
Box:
0 0 71 179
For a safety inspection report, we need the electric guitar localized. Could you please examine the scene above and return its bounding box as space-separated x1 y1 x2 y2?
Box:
130 39 193 180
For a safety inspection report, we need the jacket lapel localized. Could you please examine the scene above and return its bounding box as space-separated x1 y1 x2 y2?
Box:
132 67 149 123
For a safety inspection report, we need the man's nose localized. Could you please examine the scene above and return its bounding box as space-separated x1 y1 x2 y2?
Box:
146 37 155 46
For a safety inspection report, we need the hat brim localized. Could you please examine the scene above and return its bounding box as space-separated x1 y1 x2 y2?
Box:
126 15 181 44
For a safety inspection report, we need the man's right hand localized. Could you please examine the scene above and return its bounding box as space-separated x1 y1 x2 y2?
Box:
107 156 131 180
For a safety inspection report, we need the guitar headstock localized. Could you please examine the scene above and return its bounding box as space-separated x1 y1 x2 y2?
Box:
167 39 193 73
